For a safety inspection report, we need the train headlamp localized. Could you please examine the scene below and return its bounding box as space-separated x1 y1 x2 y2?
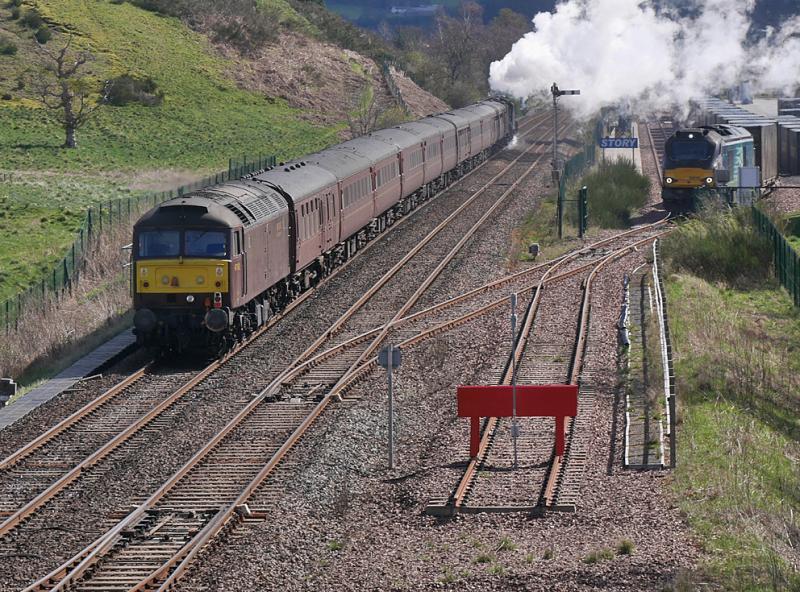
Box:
665 177 674 184
196 275 205 285
140 267 148 276
706 177 714 184
215 267 224 277
161 275 170 285
186 295 195 303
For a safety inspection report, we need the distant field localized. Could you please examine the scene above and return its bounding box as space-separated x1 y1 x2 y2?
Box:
0 0 342 303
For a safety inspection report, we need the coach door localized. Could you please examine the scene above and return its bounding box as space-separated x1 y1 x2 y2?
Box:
321 189 337 249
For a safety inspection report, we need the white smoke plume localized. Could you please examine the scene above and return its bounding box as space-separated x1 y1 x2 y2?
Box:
489 0 800 118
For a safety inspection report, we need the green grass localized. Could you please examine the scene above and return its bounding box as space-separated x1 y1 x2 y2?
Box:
0 0 344 302
0 0 340 172
667 273 800 591
509 189 597 264
582 548 615 564
662 206 773 288
0 176 145 301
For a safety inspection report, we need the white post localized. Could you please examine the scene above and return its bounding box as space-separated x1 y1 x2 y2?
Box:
511 293 519 469
387 343 395 470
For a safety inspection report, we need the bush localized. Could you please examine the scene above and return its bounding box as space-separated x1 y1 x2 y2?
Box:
9 6 19 19
662 205 773 288
6 0 23 6
20 8 43 29
0 36 17 55
34 27 52 44
1 93 12 100
105 75 163 106
576 160 649 228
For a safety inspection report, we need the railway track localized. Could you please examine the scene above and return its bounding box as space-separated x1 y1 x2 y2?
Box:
441 220 670 514
9 112 564 589
645 116 676 185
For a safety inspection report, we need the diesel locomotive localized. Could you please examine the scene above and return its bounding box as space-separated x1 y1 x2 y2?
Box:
132 99 516 352
662 124 754 201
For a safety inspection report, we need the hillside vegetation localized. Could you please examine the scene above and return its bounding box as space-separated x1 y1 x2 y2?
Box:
0 0 448 303
663 207 800 590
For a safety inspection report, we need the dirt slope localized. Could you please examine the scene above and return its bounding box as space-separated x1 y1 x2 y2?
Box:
222 33 448 129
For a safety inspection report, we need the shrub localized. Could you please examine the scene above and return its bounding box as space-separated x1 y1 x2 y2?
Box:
661 205 773 288
20 8 43 29
9 6 19 19
583 548 615 564
34 26 52 44
105 75 163 107
576 160 649 228
0 36 17 55
6 0 23 6
616 539 635 555
1 93 11 100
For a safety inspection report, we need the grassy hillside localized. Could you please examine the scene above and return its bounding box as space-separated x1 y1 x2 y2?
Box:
0 0 343 301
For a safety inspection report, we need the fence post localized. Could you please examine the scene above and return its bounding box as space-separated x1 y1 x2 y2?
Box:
63 259 70 294
87 208 93 242
4 300 8 335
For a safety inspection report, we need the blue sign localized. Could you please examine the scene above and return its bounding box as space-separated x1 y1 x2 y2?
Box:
600 137 639 149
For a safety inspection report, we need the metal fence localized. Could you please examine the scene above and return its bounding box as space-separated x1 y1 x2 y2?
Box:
1 154 276 333
753 206 800 307
557 138 597 236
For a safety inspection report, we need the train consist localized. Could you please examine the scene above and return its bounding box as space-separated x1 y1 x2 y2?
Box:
132 99 516 352
662 97 785 202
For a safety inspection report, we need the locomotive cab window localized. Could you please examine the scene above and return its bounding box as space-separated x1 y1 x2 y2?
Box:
138 230 180 258
185 230 228 257
668 140 713 162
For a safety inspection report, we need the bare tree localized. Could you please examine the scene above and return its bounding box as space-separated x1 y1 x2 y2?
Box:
30 37 108 148
346 82 380 137
434 1 483 84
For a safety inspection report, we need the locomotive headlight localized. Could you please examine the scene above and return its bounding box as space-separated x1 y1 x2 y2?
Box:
140 267 148 276
196 275 205 285
215 266 224 277
161 275 170 285
706 177 714 184
665 177 674 184
186 295 195 303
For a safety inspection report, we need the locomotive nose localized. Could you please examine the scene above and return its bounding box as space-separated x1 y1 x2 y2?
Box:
134 308 157 333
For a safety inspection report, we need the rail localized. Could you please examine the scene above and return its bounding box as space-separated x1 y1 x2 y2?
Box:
652 239 676 468
19 111 556 591
446 219 670 512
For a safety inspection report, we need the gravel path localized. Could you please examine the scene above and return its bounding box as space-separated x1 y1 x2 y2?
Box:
764 179 800 216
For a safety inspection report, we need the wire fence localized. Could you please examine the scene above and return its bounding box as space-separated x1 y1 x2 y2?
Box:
2 154 276 334
752 206 800 307
557 136 597 236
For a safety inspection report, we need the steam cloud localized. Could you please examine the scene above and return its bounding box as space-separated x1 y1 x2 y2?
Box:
489 0 800 117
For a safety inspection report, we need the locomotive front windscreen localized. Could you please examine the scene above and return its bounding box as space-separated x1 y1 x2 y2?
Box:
668 140 714 162
138 230 180 258
185 230 228 257
137 229 228 258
